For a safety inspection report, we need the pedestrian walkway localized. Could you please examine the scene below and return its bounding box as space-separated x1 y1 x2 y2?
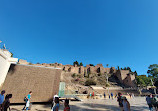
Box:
10 97 149 111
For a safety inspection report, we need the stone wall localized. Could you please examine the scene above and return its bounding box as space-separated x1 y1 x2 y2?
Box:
115 70 136 87
123 74 136 87
18 61 114 75
18 59 29 65
18 60 136 87
1 64 62 103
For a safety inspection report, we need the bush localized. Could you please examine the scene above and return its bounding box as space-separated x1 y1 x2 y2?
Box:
77 74 81 78
98 73 101 76
71 73 76 78
29 62 33 65
85 79 96 86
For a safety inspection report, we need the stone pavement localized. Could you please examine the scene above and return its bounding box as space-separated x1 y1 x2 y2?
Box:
10 97 149 111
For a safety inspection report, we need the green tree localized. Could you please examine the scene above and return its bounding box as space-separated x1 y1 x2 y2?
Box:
154 80 158 87
124 67 127 70
106 64 109 68
117 66 120 70
79 62 83 66
127 67 132 72
85 79 96 86
136 75 152 87
110 67 114 74
147 64 158 78
134 71 138 77
89 64 94 66
73 61 79 66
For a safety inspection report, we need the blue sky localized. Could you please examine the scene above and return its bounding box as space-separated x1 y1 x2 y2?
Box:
0 0 158 75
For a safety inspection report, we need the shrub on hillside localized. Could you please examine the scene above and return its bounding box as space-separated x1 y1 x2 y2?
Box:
76 74 81 78
98 73 101 76
71 73 76 78
85 79 96 86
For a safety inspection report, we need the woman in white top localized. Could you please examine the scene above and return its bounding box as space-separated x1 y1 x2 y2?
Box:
122 97 131 111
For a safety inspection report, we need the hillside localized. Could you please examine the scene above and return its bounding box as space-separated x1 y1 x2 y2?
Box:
60 71 131 95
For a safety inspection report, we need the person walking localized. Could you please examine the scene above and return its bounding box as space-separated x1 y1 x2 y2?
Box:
51 93 59 109
92 92 94 99
90 93 92 99
53 97 60 111
109 94 110 99
2 94 12 111
122 97 130 111
115 94 117 98
146 95 153 111
0 90 5 110
151 95 158 111
22 91 32 111
111 92 113 100
117 92 123 111
103 92 106 99
64 99 70 111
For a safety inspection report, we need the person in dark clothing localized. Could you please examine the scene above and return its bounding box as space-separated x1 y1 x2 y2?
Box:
146 95 153 111
103 92 106 99
109 94 110 99
115 94 117 98
117 92 123 111
111 92 113 100
0 90 5 110
2 94 12 111
64 99 70 111
151 95 158 111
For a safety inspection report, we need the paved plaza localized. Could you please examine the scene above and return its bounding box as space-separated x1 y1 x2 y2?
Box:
10 97 149 111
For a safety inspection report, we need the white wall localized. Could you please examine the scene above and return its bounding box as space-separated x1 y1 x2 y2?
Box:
0 49 18 87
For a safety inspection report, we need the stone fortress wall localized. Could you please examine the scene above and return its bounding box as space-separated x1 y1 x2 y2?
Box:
18 59 136 87
18 59 115 75
2 64 62 103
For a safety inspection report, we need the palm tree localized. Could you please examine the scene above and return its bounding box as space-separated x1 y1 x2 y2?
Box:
106 64 109 68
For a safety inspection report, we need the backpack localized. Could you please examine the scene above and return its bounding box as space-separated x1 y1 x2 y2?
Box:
24 97 28 102
151 97 157 104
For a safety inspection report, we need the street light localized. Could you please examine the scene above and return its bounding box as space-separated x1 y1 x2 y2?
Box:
105 72 109 95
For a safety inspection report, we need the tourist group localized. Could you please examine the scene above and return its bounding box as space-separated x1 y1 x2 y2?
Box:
0 90 70 111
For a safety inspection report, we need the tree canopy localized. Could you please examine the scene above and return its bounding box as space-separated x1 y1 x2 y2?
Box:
136 75 152 87
73 61 83 66
79 62 83 66
147 64 158 78
89 64 94 66
73 61 79 66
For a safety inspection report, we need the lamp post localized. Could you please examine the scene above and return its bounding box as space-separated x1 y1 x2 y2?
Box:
105 72 109 94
